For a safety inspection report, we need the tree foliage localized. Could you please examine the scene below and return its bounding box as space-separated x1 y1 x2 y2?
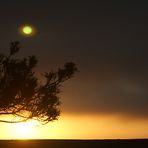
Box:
0 41 78 124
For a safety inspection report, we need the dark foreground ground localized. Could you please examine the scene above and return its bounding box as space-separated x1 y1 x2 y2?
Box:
0 139 148 148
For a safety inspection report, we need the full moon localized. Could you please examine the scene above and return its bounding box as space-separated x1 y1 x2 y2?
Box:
22 26 33 35
23 26 32 35
19 25 36 36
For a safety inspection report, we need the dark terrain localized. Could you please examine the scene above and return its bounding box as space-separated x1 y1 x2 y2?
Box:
0 139 148 148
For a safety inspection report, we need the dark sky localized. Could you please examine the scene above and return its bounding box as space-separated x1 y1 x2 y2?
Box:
0 0 148 119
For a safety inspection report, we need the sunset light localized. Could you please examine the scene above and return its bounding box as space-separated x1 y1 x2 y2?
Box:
11 121 38 139
0 114 148 140
15 123 33 139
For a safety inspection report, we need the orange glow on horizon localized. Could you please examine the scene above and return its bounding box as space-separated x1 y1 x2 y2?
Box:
0 114 148 139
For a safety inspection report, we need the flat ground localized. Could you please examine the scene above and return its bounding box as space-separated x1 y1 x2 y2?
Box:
0 139 148 148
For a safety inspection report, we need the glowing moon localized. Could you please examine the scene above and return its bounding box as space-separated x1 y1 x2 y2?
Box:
19 25 36 36
22 26 33 35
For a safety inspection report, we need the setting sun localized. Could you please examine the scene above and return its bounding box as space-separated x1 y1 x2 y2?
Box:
12 121 38 139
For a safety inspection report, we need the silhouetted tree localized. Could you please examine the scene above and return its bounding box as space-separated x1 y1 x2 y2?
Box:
0 41 78 124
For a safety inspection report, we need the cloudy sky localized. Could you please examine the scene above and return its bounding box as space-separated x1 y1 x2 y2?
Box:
0 0 148 139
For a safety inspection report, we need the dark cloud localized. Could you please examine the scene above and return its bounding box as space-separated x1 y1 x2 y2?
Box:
62 50 148 119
